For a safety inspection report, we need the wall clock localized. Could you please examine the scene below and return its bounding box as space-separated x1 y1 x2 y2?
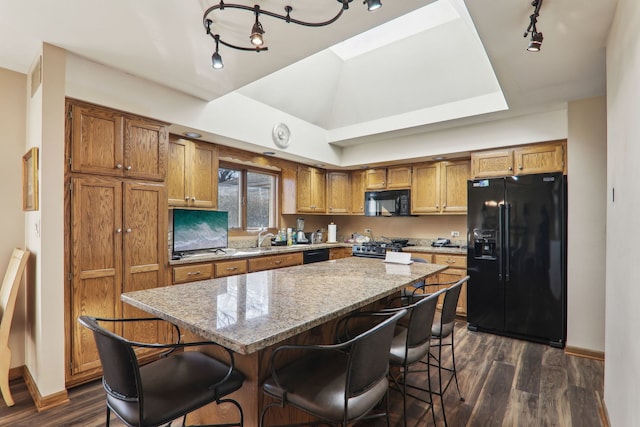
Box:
272 123 291 148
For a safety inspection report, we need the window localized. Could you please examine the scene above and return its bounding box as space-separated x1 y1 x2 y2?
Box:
218 165 277 231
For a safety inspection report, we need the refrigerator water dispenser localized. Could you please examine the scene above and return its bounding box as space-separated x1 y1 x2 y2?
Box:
473 228 497 259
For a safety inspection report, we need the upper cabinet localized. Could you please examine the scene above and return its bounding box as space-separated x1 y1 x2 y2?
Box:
412 160 470 215
365 166 412 190
326 171 351 214
471 140 566 179
167 137 218 208
68 100 168 181
297 166 326 213
350 170 366 214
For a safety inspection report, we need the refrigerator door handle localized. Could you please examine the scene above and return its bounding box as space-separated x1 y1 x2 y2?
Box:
505 203 511 281
498 203 504 281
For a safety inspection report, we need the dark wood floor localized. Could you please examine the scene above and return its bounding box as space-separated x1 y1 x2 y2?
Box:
0 322 605 426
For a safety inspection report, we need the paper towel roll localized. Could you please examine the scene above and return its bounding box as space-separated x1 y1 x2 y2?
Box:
327 223 337 243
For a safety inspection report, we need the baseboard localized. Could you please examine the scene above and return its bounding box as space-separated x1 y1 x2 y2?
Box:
9 365 24 381
597 390 611 427
23 365 70 412
564 345 605 361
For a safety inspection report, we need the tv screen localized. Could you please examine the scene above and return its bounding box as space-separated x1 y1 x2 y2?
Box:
172 209 228 253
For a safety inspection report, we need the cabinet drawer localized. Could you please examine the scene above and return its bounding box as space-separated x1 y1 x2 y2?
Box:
214 260 248 278
173 263 213 284
248 253 303 272
433 254 467 269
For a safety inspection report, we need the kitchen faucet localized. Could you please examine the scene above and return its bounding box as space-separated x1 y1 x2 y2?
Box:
257 228 275 248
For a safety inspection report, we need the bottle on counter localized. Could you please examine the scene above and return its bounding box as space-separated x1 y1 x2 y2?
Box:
286 228 293 246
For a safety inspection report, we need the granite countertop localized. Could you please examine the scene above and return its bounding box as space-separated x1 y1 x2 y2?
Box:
170 242 347 265
122 257 448 355
170 242 466 265
408 245 467 255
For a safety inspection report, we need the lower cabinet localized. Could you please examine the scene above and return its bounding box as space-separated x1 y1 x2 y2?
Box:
329 247 352 259
248 253 303 272
409 252 467 316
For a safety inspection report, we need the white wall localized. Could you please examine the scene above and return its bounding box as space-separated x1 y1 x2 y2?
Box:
566 97 607 352
24 43 66 397
0 68 27 368
605 0 640 424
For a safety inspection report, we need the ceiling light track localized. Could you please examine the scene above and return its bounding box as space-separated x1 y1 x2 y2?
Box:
203 0 382 69
523 0 543 52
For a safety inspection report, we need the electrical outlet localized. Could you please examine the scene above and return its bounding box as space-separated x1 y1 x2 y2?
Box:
364 228 371 234
451 231 460 237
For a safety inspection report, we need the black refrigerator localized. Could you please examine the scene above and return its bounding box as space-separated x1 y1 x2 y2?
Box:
466 173 566 348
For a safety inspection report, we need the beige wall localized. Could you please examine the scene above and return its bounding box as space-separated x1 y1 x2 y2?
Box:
566 97 607 352
0 68 27 368
283 214 467 244
605 0 640 424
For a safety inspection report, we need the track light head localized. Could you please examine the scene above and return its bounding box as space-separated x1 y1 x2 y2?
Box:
365 0 382 11
527 32 543 52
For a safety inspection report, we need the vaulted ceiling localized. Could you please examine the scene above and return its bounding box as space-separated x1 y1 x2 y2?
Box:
0 0 617 149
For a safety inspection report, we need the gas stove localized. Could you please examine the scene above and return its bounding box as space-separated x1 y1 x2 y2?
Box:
352 241 408 258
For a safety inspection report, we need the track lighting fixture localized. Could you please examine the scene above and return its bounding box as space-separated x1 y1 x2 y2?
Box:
523 0 543 52
203 0 382 70
211 34 223 69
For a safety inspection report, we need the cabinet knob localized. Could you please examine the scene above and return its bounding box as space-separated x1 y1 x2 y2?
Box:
191 196 196 202
116 164 123 169
116 228 122 233
226 267 238 271
185 196 190 201
126 228 132 233
125 165 132 171
508 166 513 171
518 166 523 170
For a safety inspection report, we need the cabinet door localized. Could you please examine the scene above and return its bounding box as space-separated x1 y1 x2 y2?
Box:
121 182 167 344
296 166 313 212
440 160 470 214
70 103 124 177
167 138 189 206
411 162 440 213
470 149 514 178
327 171 350 213
297 166 325 213
350 170 366 214
190 142 218 208
365 169 387 190
514 142 565 175
70 176 123 375
387 166 412 189
438 268 467 316
123 118 168 181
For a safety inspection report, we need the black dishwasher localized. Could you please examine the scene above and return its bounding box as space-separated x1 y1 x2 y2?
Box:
303 248 330 264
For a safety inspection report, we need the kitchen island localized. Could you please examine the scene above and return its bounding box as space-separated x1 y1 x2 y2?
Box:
122 256 448 425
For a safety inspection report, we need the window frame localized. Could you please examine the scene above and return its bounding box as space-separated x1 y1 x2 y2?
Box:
218 161 279 234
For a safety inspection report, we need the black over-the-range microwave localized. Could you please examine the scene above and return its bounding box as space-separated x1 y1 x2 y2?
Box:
364 189 411 217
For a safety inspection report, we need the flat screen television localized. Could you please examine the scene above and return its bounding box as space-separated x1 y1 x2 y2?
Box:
172 209 228 254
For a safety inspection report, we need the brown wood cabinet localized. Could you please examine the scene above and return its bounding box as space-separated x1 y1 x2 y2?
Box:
329 247 352 260
167 137 218 208
471 140 566 178
350 170 366 214
68 176 167 383
411 160 469 215
214 259 248 278
173 263 214 284
440 160 470 214
68 100 168 181
326 172 351 214
297 166 326 213
365 166 411 190
248 252 303 272
433 254 468 316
